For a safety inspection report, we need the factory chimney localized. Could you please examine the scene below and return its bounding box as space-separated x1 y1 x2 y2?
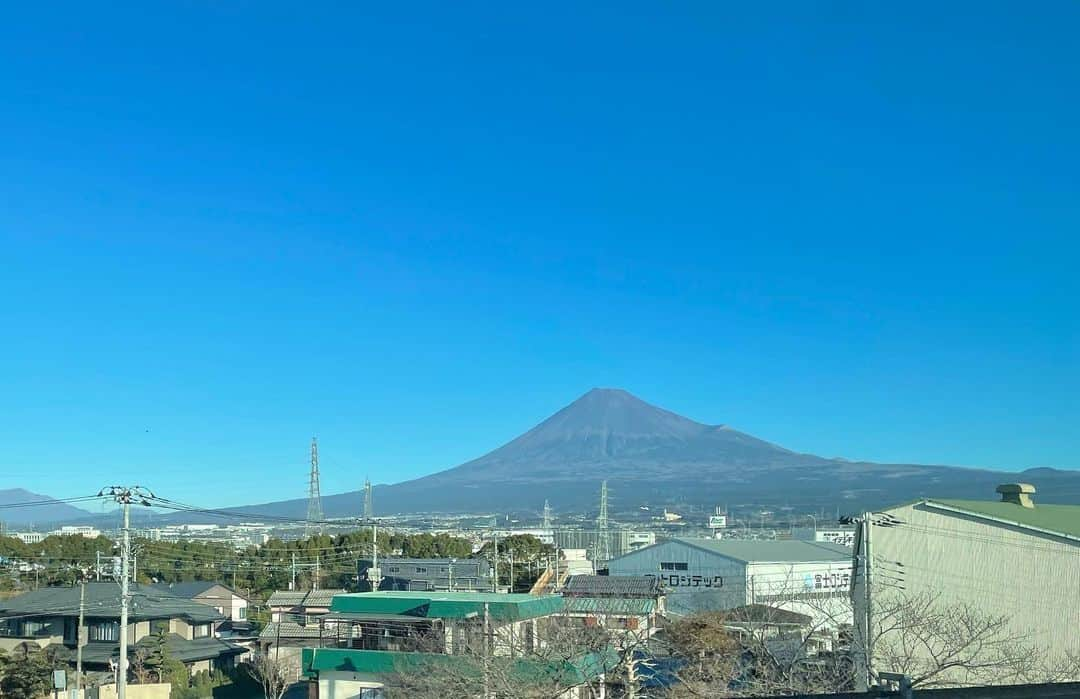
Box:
996 483 1036 508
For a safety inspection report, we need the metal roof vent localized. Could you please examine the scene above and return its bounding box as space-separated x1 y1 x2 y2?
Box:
996 483 1036 508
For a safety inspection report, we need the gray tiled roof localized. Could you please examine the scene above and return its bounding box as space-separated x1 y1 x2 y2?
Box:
267 589 344 608
303 589 345 607
259 621 324 640
0 583 223 623
267 591 308 607
51 632 246 666
563 575 661 598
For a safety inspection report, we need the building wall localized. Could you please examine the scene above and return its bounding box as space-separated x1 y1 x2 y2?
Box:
746 560 853 629
860 502 1080 684
608 540 747 615
318 672 384 698
172 619 191 639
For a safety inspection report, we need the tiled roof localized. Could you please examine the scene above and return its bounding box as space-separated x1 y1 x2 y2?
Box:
0 583 222 623
722 604 812 626
563 575 661 598
303 589 345 607
267 591 308 607
562 597 656 616
152 581 221 598
267 589 344 608
926 499 1080 539
51 632 246 666
259 621 324 641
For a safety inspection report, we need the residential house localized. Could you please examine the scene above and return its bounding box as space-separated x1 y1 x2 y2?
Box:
260 588 344 657
153 581 254 644
559 575 665 636
356 557 493 592
0 583 247 675
302 591 614 698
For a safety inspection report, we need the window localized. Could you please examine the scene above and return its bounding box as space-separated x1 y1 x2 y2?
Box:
193 624 210 639
415 567 427 573
386 567 399 573
237 606 246 620
89 622 120 642
660 562 688 571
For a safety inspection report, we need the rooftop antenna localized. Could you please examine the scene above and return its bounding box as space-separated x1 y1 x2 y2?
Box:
306 437 324 537
595 481 610 563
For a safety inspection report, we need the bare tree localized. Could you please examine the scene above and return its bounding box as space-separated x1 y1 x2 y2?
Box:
871 590 1043 688
245 650 296 699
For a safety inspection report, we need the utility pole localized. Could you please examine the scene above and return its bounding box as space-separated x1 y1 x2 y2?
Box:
99 486 153 699
96 551 101 581
76 581 85 694
483 602 491 699
491 536 498 592
370 521 381 591
314 555 320 591
595 481 610 564
864 512 875 689
290 553 297 591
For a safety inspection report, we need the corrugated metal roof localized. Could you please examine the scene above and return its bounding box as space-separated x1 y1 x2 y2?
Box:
926 500 1080 539
329 591 565 622
563 575 660 598
302 647 617 684
670 539 853 564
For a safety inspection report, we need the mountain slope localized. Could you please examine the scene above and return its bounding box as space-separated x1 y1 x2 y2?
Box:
0 489 94 526
212 388 1080 518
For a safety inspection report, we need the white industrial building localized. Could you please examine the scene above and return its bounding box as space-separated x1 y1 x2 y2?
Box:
853 483 1080 687
607 538 853 627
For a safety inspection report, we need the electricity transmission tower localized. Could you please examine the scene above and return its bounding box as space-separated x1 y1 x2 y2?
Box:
306 437 324 536
595 480 610 563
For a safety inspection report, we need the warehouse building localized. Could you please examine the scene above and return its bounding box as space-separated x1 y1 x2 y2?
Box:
607 538 853 626
853 483 1080 687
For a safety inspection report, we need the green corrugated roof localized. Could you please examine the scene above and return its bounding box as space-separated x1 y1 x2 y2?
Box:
928 499 1080 538
303 648 454 675
329 592 564 622
302 646 617 684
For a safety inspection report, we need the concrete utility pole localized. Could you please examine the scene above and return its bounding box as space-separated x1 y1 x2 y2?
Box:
291 553 297 591
99 486 154 699
370 521 381 591
76 582 85 694
864 512 875 688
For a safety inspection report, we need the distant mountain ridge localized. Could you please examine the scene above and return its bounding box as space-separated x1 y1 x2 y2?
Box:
0 489 94 527
195 388 1080 518
20 389 1080 523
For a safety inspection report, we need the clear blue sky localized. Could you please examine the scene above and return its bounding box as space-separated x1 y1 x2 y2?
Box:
1 2 1076 507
